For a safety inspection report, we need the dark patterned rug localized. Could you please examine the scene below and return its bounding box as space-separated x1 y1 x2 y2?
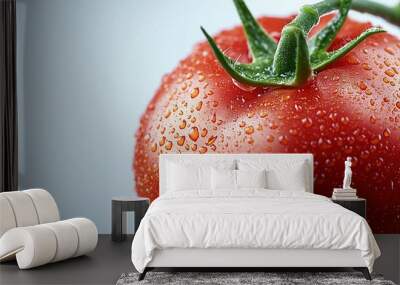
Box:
116 272 396 285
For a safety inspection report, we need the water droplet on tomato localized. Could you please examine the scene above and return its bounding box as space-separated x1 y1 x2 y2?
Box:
191 87 200 98
282 94 291 101
164 110 171 118
199 146 208 154
384 47 395 55
245 126 254 135
358 81 367 90
206 136 217 146
159 136 166 146
340 116 350 124
211 113 217 123
335 137 344 146
383 128 391 137
181 82 188 91
177 136 185 146
259 110 268 118
370 135 381 145
362 63 372 70
294 104 302 112
195 101 203 111
179 120 187 129
267 135 274 143
247 111 255 118
344 145 353 154
278 135 288 145
269 122 278 129
165 141 173 150
347 55 360 65
385 69 396 77
232 78 257 91
347 136 355 144
384 59 392 67
360 150 370 159
301 117 313 128
318 138 332 150
189 127 199 141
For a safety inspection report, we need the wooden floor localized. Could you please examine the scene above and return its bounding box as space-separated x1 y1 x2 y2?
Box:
0 235 134 285
1 234 399 285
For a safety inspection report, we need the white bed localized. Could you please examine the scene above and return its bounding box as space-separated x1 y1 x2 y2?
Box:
131 154 380 280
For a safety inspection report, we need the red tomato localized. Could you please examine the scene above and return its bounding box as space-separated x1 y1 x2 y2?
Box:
133 15 400 233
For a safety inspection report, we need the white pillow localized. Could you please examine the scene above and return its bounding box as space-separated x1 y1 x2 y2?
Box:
237 159 308 191
236 169 267 189
211 168 236 190
267 168 306 191
167 162 211 191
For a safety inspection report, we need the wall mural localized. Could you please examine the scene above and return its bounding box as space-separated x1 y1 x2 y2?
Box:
133 0 400 233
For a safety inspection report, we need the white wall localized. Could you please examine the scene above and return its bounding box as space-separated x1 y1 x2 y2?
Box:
16 0 399 234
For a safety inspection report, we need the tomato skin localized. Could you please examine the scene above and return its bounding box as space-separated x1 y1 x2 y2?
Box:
134 16 400 233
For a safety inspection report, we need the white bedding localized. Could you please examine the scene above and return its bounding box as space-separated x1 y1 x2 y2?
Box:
131 190 380 273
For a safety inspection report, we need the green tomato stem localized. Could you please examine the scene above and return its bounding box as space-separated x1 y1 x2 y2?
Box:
202 0 386 87
351 0 400 26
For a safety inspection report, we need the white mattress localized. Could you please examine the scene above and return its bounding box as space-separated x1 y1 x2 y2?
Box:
131 190 380 273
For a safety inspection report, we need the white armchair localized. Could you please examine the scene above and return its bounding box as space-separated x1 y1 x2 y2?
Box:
0 189 98 269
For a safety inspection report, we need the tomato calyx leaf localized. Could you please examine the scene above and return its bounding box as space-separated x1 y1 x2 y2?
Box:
201 0 385 87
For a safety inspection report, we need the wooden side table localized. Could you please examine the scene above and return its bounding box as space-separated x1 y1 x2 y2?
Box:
331 198 366 218
112 196 149 242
